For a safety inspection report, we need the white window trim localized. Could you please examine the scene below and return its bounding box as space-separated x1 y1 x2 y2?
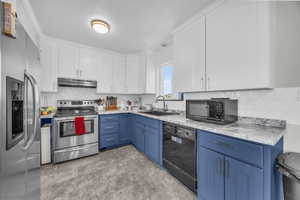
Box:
158 62 172 96
156 62 182 101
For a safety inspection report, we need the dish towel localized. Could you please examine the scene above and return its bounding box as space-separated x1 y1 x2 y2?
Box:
75 116 86 135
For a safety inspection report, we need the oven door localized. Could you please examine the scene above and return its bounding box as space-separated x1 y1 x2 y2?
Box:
53 116 98 150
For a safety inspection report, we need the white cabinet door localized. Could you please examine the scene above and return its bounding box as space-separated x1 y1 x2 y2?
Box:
112 54 127 93
79 48 97 80
57 43 79 79
96 52 113 93
206 1 271 91
173 16 206 93
144 52 156 94
40 39 58 92
126 54 141 94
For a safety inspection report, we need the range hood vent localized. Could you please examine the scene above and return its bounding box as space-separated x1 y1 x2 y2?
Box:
57 78 97 88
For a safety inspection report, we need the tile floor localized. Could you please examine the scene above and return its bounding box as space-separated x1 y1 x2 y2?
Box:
41 145 196 200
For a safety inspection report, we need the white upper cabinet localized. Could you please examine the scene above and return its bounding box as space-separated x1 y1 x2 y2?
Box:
112 54 127 93
126 54 139 94
144 52 156 94
126 54 147 94
79 48 97 80
39 36 158 94
173 16 206 93
40 38 58 92
206 0 270 91
126 54 143 94
57 43 79 79
172 1 300 92
96 52 113 93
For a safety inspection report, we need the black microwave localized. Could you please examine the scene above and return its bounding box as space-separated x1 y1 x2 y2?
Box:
186 98 238 125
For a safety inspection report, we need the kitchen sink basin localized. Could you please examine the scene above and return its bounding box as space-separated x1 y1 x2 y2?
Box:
140 110 180 116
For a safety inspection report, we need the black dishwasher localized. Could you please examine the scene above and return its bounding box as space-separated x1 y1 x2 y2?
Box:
163 122 197 193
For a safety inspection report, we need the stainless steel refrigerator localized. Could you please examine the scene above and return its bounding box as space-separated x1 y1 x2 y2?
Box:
0 3 41 200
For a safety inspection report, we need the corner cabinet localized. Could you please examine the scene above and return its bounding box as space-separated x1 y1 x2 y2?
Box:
99 113 162 167
197 130 283 200
111 54 127 93
126 54 140 94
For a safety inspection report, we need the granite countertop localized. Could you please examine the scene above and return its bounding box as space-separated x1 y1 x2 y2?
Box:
98 110 287 146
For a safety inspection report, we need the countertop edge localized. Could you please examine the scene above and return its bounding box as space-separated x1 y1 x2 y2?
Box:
98 111 286 146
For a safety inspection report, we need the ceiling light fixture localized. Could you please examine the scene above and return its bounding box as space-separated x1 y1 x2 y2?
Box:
91 19 111 34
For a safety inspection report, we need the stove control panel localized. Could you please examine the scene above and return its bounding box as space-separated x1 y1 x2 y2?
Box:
57 100 96 107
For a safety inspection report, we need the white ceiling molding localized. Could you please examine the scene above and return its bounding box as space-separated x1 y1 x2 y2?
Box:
173 0 224 34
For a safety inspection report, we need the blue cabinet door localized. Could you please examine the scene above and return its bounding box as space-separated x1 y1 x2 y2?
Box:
225 157 263 200
119 114 130 145
198 146 225 200
135 122 145 153
144 126 160 165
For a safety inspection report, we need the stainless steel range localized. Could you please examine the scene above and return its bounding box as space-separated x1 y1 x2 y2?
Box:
53 100 98 163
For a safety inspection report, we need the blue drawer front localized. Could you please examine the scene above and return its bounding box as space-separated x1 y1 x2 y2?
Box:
100 114 120 123
198 130 263 168
101 122 119 134
136 115 160 129
100 133 119 148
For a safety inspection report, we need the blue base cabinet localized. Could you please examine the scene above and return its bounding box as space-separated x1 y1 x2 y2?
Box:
99 113 162 166
134 123 145 153
99 114 120 149
145 126 161 164
119 114 131 145
198 146 225 200
131 114 162 166
198 130 283 200
225 157 263 200
99 114 131 149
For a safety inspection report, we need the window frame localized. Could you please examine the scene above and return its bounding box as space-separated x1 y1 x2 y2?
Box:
158 62 183 101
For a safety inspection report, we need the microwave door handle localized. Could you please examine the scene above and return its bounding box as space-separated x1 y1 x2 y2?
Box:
21 70 40 151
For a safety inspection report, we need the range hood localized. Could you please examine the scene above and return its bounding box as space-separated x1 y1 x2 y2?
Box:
57 78 97 88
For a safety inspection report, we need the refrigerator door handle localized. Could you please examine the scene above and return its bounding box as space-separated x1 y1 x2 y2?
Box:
21 70 40 150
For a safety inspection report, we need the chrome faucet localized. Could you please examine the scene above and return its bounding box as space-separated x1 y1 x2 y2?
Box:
155 95 168 111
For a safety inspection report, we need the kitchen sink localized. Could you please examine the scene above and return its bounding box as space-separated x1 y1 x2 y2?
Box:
140 110 180 116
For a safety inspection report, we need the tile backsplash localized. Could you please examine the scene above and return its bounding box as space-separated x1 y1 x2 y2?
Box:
41 87 141 108
42 87 300 125
142 87 300 126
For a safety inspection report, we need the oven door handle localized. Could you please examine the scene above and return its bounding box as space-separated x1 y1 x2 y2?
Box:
21 70 40 151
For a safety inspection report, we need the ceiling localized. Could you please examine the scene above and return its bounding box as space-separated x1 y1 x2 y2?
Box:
29 0 214 53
